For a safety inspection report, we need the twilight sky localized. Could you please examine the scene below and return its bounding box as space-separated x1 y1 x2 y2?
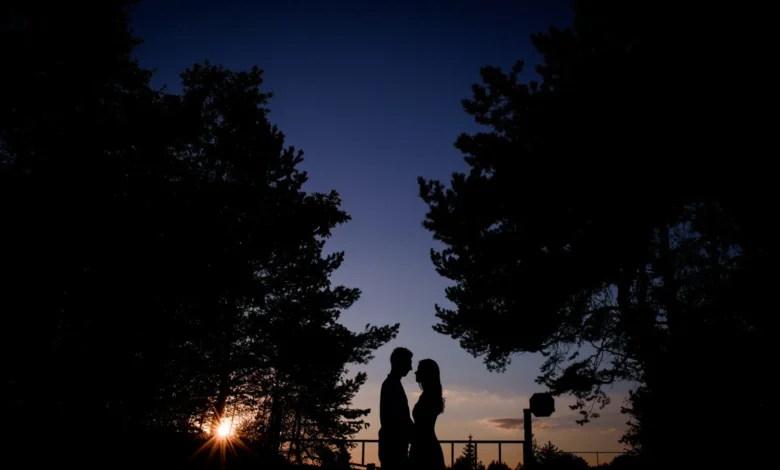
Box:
131 0 629 465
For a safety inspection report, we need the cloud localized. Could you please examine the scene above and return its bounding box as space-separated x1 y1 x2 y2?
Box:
483 417 561 431
484 418 524 430
441 387 529 410
536 422 560 430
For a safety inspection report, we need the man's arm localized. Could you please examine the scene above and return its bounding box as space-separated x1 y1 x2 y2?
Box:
402 389 413 443
380 380 410 434
379 381 390 430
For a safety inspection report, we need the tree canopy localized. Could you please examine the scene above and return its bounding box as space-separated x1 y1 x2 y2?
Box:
418 0 771 466
2 2 396 464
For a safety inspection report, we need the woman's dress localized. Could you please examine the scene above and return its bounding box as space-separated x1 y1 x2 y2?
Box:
409 394 446 470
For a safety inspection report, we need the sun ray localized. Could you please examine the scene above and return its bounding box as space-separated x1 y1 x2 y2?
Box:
187 419 253 470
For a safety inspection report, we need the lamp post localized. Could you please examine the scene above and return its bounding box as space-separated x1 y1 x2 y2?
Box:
523 393 555 469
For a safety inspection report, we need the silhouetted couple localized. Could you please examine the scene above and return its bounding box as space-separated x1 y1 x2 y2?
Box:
378 347 446 470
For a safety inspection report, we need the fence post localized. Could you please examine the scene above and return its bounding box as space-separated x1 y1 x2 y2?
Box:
474 442 478 466
498 442 502 464
361 441 365 465
523 408 534 469
451 442 454 467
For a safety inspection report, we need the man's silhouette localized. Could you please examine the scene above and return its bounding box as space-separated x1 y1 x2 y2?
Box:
379 347 414 470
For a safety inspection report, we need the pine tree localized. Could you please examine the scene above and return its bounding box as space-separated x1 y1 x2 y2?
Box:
2 7 399 460
156 62 399 459
452 435 485 470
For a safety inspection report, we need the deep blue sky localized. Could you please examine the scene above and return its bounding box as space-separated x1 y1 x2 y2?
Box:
129 0 627 454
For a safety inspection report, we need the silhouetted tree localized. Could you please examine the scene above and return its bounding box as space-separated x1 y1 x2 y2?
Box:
313 440 353 469
451 435 485 470
149 61 399 454
2 4 397 462
486 460 511 470
418 1 770 467
1 0 182 439
533 442 588 470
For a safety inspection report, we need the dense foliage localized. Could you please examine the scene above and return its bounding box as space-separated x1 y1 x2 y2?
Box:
419 0 770 467
1 2 396 464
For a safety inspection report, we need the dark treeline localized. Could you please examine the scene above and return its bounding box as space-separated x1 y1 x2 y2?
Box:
419 0 771 468
2 1 396 466
452 438 635 470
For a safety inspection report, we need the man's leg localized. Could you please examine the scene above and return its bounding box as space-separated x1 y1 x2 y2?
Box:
379 445 408 470
380 458 405 470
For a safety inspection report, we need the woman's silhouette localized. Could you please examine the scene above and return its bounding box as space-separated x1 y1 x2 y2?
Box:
409 359 446 470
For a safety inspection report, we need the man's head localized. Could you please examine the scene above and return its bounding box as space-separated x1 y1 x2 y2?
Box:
390 347 413 377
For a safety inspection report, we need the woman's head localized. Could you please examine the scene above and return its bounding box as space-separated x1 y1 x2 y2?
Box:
415 359 445 414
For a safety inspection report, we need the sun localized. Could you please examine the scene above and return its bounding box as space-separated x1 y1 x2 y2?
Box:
216 420 232 438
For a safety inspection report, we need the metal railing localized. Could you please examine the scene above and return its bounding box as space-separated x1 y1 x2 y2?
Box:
281 438 630 468
282 438 525 468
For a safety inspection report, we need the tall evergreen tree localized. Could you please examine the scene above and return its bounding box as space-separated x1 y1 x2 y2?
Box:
157 62 399 456
452 435 485 470
3 5 398 462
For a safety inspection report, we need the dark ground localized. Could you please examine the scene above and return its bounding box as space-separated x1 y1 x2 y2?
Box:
11 432 342 470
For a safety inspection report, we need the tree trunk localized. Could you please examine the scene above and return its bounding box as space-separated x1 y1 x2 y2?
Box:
286 404 299 462
657 224 679 337
198 399 210 432
651 224 682 466
213 368 230 428
267 373 284 454
212 298 233 431
292 399 304 463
